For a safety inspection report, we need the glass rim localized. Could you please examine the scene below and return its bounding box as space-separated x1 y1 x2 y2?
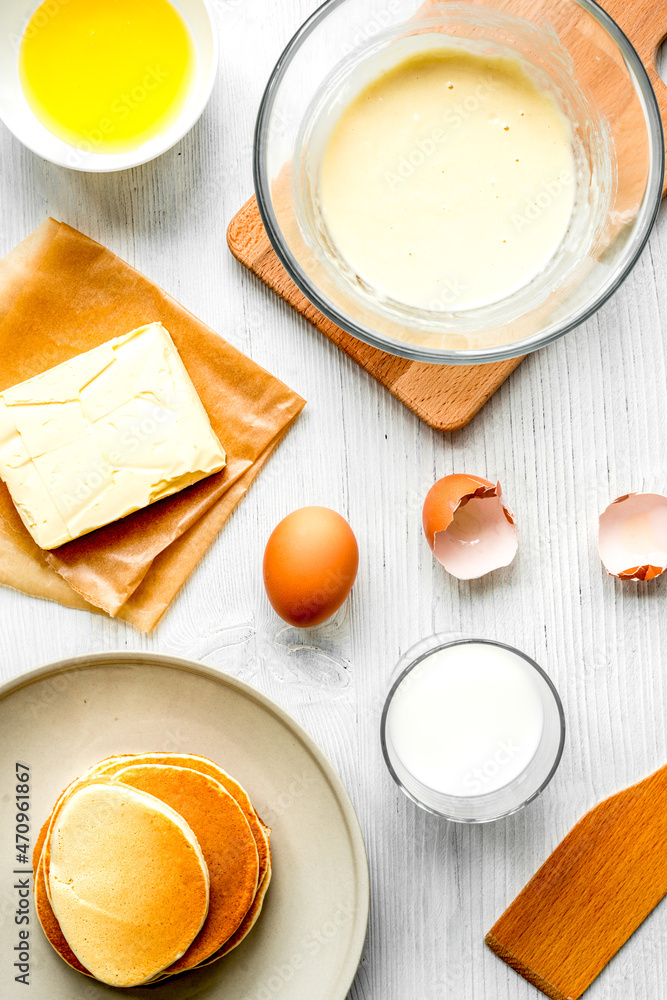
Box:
379 636 566 823
253 0 665 365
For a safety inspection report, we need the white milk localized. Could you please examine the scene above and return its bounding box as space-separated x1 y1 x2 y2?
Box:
319 48 575 311
386 643 544 797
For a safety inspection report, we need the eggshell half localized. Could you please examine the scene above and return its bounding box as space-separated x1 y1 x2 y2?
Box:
263 506 359 626
422 475 518 580
598 492 667 580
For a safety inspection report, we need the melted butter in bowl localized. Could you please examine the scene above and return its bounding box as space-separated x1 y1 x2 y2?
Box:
19 0 194 155
318 49 576 313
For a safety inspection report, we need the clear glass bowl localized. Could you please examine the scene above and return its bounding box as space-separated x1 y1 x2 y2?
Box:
254 0 664 364
380 636 566 822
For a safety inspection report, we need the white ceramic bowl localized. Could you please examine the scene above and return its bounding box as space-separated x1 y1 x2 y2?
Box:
0 0 219 172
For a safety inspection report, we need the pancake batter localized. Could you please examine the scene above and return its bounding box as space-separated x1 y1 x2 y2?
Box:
319 48 576 311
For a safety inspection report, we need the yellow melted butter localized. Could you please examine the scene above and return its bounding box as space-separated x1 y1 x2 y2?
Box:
19 0 194 154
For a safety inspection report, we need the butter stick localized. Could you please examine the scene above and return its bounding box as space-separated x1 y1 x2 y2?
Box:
0 323 226 549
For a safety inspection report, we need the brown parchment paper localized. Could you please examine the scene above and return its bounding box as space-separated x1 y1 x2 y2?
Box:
0 523 101 614
0 220 305 629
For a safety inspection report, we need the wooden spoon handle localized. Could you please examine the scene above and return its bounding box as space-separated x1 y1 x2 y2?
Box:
486 762 667 999
603 0 667 192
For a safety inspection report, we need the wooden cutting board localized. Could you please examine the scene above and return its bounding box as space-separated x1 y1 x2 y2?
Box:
227 196 523 431
485 762 667 1000
227 0 667 431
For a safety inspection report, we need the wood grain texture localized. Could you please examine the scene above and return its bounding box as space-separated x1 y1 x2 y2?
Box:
604 0 667 194
227 196 524 431
485 763 667 999
0 2 667 1000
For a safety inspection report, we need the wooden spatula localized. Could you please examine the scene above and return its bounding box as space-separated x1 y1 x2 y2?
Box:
485 763 667 1000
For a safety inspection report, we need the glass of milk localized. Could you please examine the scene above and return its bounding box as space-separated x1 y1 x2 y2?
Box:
381 636 565 822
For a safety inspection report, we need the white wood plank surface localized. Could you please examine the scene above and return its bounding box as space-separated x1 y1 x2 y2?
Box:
1 3 667 998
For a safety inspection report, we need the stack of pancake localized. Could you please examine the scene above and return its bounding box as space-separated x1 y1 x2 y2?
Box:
33 753 272 987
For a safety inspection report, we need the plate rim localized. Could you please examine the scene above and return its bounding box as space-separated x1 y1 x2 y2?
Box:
0 649 370 1000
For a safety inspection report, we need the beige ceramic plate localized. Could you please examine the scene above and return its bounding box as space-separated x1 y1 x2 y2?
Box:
0 652 369 999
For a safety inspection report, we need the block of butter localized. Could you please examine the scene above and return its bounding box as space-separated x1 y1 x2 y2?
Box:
0 323 226 549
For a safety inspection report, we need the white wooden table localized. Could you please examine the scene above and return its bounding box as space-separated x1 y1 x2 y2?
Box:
2 3 667 998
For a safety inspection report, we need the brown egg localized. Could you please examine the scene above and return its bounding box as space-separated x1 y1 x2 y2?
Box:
263 506 359 627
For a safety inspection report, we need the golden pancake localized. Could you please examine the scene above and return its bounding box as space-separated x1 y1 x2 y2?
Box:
33 782 108 974
111 763 259 973
154 866 273 981
36 760 124 908
34 755 265 969
34 754 272 983
34 841 92 977
35 769 204 982
38 752 266 899
94 754 272 980
198 851 273 968
95 753 271 888
47 781 210 987
33 814 91 975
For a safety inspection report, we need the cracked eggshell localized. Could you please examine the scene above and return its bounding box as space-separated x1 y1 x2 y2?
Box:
598 492 667 580
422 474 518 581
